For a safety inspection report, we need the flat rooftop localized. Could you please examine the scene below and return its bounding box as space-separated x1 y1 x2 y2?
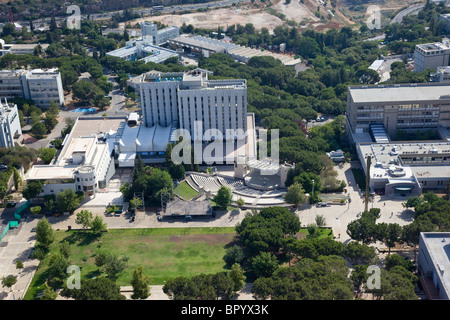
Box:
416 42 450 52
358 141 450 179
58 117 125 164
420 232 450 297
349 83 450 104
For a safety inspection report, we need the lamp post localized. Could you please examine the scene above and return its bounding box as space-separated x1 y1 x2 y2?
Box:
311 179 315 202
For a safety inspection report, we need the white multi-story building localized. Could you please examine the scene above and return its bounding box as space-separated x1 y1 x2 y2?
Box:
0 99 22 148
138 69 247 141
414 41 450 73
0 68 64 107
141 22 179 46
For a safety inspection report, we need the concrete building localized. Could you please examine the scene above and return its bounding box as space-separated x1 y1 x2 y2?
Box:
106 22 179 64
346 83 450 138
439 13 450 32
347 83 450 196
418 232 450 300
27 117 124 197
414 41 450 73
106 37 179 64
141 22 179 46
25 68 65 107
432 65 450 83
0 68 64 107
168 34 301 66
0 99 22 148
138 68 247 141
0 42 49 56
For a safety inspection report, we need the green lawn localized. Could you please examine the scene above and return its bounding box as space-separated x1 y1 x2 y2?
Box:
176 181 199 200
298 227 334 239
24 227 236 300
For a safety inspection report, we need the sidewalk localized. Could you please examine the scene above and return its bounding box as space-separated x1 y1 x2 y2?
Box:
0 215 40 300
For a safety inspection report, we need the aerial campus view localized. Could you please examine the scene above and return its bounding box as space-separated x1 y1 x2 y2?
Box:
0 0 449 309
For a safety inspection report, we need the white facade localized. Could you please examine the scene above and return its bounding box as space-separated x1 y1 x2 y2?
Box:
418 232 450 300
0 99 22 148
0 68 64 107
138 69 247 141
26 69 65 107
141 22 179 46
414 41 450 73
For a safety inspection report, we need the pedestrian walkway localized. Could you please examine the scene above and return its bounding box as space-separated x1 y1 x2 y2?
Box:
0 215 39 300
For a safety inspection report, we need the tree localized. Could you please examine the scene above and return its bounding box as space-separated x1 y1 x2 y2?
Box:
350 264 368 298
57 188 82 213
75 210 93 231
223 245 245 268
60 241 71 260
1 275 17 291
95 252 109 271
315 214 326 228
380 223 403 255
47 253 69 286
36 217 55 248
252 252 279 278
213 185 232 209
237 197 245 208
131 266 151 300
284 182 306 207
104 254 129 280
16 260 24 274
30 206 42 215
31 122 47 138
61 277 126 300
91 215 107 233
38 148 56 164
385 254 414 272
229 263 245 292
22 180 43 201
168 164 185 180
41 282 58 300
402 195 423 209
344 241 377 266
236 206 300 254
212 272 235 299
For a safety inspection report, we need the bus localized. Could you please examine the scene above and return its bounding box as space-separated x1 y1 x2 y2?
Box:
153 5 164 12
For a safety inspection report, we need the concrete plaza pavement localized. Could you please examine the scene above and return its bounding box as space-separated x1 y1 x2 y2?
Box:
296 162 415 247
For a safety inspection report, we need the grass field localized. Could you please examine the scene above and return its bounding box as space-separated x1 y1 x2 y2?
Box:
176 181 199 200
24 227 236 300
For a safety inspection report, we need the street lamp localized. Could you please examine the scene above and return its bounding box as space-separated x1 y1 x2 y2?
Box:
311 179 315 202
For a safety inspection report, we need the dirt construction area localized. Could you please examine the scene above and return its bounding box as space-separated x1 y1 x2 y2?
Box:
120 1 321 32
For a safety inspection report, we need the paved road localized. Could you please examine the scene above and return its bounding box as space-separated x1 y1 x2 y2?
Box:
391 4 424 25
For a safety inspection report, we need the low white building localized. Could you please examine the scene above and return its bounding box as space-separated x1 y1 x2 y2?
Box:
27 117 123 197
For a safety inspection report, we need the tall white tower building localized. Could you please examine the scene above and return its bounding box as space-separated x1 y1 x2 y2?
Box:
138 69 247 141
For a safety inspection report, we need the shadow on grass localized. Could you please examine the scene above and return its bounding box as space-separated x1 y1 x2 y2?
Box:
86 269 102 279
62 231 102 246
